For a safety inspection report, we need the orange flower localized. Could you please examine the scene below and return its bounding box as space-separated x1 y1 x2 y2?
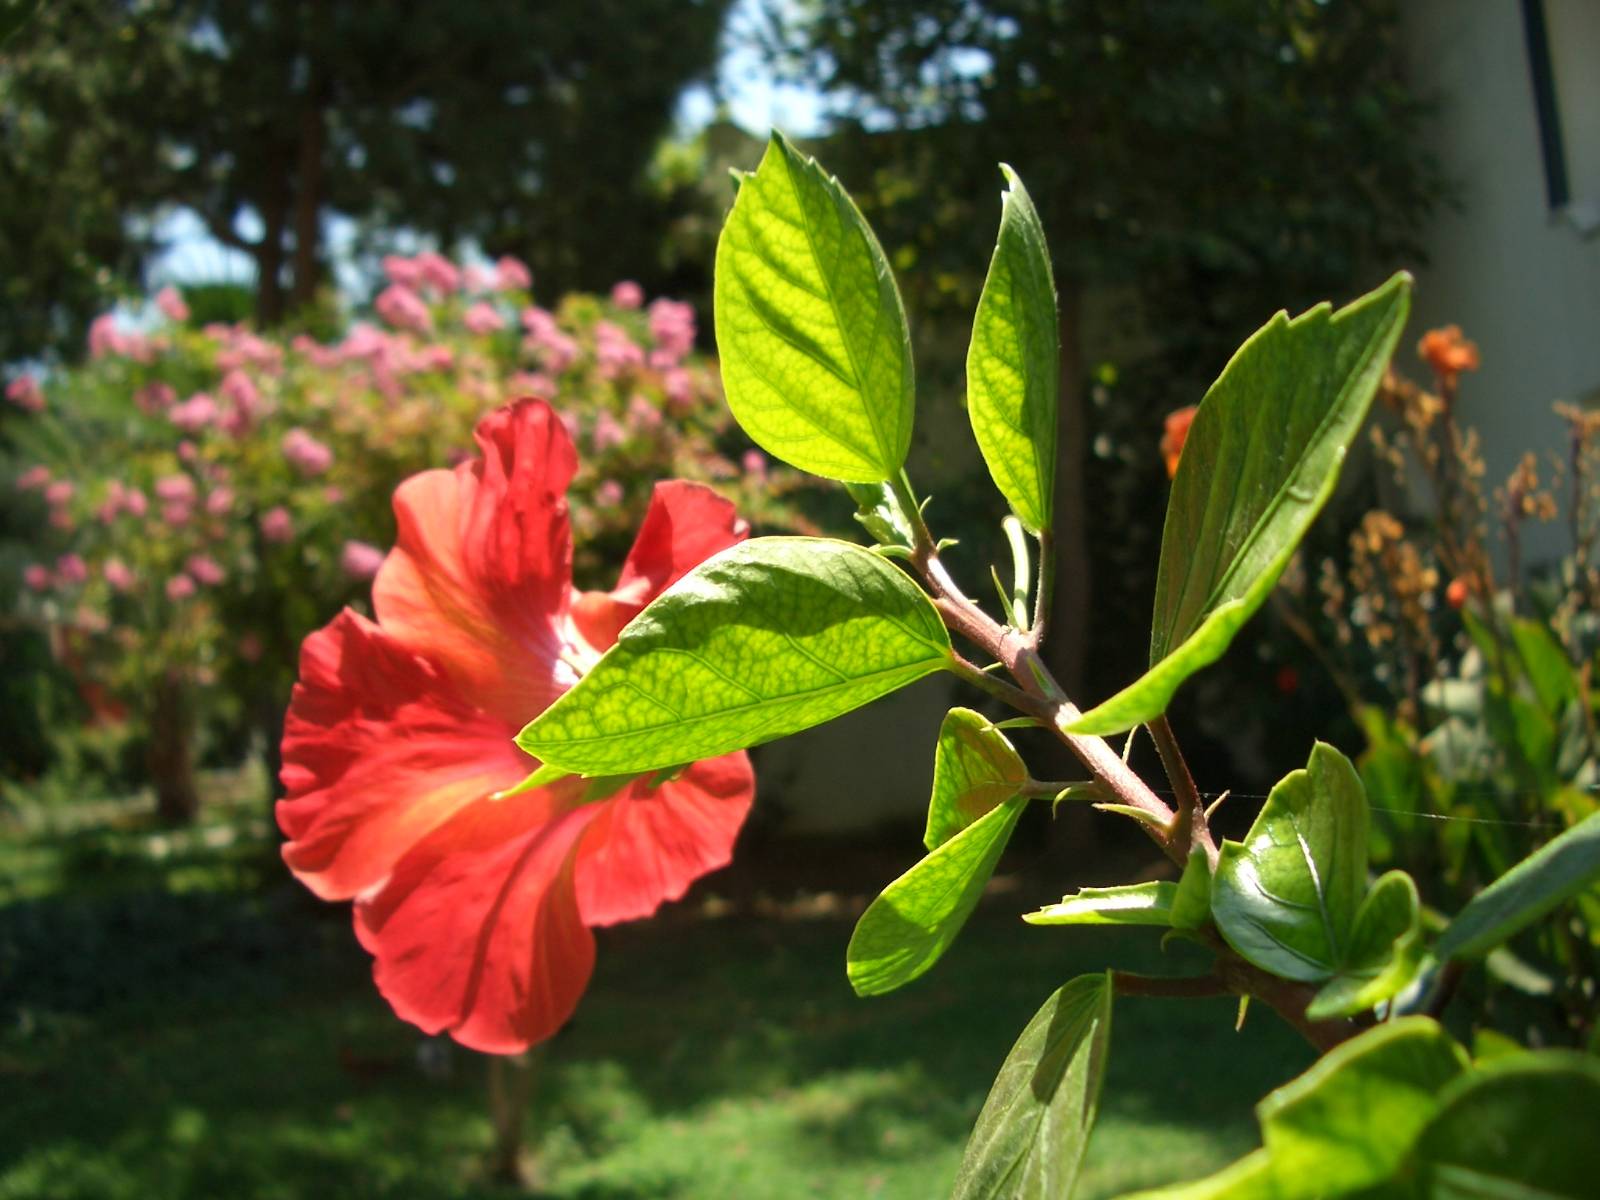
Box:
1418 326 1480 384
1161 405 1197 479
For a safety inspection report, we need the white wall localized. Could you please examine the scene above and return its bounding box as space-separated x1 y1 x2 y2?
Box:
1400 0 1600 567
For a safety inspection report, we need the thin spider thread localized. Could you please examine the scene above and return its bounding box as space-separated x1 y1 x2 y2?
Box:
1138 784 1596 830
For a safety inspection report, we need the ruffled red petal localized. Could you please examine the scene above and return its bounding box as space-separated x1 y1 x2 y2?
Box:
573 751 755 927
356 788 600 1054
374 400 581 724
277 610 532 900
571 480 748 650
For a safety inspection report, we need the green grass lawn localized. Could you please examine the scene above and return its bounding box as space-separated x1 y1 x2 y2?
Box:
0 790 1309 1199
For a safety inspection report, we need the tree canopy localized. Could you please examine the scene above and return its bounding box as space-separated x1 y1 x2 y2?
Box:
0 0 731 360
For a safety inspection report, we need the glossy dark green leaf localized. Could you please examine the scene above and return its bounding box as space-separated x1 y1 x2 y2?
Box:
1070 273 1411 735
1405 1051 1600 1197
1257 1017 1468 1194
1212 743 1370 982
966 165 1059 534
848 797 1025 996
518 537 951 775
1119 1018 1468 1200
1436 809 1600 962
1306 869 1422 1019
714 131 913 482
925 707 1027 851
952 974 1112 1200
1024 882 1177 927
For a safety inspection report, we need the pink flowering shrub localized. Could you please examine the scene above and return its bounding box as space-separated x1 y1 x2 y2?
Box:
5 255 823 811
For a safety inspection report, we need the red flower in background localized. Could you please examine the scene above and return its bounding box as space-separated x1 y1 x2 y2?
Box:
1161 405 1197 479
279 399 754 1053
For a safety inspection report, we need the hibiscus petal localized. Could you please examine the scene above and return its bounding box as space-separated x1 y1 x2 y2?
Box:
356 791 600 1054
573 751 755 927
374 400 581 724
571 480 749 649
278 610 532 901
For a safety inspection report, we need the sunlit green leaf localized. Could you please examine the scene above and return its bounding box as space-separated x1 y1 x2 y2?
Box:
925 707 1027 851
966 165 1059 533
849 797 1024 996
1024 882 1177 927
713 131 913 482
519 537 951 775
1170 848 1212 930
952 974 1111 1200
1306 871 1423 1019
1436 809 1600 962
845 480 917 552
1212 743 1370 982
1070 273 1411 734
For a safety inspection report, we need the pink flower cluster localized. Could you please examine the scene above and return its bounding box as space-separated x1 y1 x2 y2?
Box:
521 307 579 373
6 374 44 413
282 428 334 477
88 314 157 363
594 321 645 379
648 298 696 363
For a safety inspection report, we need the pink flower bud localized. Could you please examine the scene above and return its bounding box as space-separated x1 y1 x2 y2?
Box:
170 392 219 432
205 486 235 516
186 554 226 586
592 411 626 452
339 539 386 581
155 286 190 323
463 301 506 335
155 474 197 504
23 564 51 592
166 573 196 601
16 465 51 491
162 502 193 527
610 280 645 309
45 480 75 506
55 553 89 585
122 488 148 518
375 284 433 333
282 428 334 477
495 256 532 291
595 479 624 507
103 558 136 592
5 375 44 412
742 449 769 479
414 251 461 295
261 506 294 543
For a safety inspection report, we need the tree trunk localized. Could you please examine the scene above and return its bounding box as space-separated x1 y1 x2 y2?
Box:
288 97 327 310
255 166 292 326
148 671 199 826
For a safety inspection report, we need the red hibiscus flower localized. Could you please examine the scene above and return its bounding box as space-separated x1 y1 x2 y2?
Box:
278 399 754 1053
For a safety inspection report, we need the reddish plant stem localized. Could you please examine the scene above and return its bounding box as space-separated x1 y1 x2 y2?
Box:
898 493 1355 1051
1111 971 1228 999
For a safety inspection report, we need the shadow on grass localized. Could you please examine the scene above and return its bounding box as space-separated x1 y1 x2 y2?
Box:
1 823 1311 1200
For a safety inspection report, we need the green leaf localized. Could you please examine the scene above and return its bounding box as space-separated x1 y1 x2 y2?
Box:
1024 882 1177 927
518 537 951 775
1306 870 1423 1020
925 707 1027 851
1212 743 1371 982
845 480 918 552
1436 809 1600 962
848 797 1025 996
1170 848 1213 930
713 131 913 482
1070 273 1411 735
0 0 40 46
952 974 1112 1200
1256 1017 1469 1195
966 165 1059 534
1405 1051 1600 1197
1120 1019 1468 1200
